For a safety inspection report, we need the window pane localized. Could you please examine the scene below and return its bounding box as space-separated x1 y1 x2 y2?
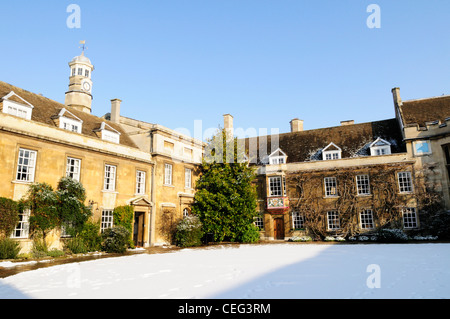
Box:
398 172 413 193
356 175 370 195
324 177 337 197
269 177 282 196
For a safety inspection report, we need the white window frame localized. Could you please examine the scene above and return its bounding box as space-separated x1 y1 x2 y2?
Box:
268 176 283 197
370 137 392 156
10 209 30 239
267 148 287 165
102 130 120 143
183 208 190 218
356 175 370 195
164 163 173 185
136 170 146 195
3 100 33 120
103 164 117 191
397 171 413 193
101 210 114 232
324 177 338 197
60 117 82 133
402 207 418 229
322 143 342 161
16 148 37 182
292 212 304 230
185 168 192 189
66 157 81 182
360 209 375 230
327 211 340 230
254 214 264 230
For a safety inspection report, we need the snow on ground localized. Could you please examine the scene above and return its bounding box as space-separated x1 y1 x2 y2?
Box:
0 243 449 299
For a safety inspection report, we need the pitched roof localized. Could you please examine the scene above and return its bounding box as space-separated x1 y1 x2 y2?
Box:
399 95 450 128
244 118 405 164
0 81 138 149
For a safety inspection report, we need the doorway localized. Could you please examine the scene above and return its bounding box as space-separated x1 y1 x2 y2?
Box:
274 218 285 240
133 212 145 247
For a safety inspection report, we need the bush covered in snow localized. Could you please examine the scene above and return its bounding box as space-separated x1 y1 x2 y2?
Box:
101 226 131 253
376 229 408 243
290 236 313 242
175 215 204 248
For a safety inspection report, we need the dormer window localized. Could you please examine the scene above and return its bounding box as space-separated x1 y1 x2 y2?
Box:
322 142 342 160
370 137 391 156
268 148 287 165
52 108 83 134
94 122 121 144
102 130 120 143
2 91 34 120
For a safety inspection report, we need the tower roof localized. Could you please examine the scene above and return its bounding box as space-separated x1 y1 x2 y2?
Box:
70 51 92 66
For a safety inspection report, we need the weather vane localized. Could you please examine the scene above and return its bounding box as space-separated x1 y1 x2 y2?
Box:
79 40 87 53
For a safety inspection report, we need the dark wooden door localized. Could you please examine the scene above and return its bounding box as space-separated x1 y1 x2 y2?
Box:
274 218 285 240
133 212 145 247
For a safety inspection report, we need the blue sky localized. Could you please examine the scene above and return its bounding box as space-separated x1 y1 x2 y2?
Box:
1 1 450 139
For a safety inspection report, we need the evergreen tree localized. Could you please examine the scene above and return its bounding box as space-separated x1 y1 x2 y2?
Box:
192 128 259 243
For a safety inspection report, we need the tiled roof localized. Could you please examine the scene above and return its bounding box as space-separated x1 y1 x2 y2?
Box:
0 81 138 149
244 118 405 164
400 95 450 128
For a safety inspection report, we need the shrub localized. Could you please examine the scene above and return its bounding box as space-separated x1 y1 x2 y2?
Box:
376 228 408 243
0 198 20 238
65 237 88 254
47 249 65 258
237 224 260 243
290 236 313 242
31 238 48 258
175 215 204 247
0 238 21 259
78 220 102 252
101 226 131 253
113 206 135 249
427 210 450 240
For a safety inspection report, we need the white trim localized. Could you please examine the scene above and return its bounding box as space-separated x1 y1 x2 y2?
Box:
322 142 342 160
370 137 391 156
2 100 33 120
2 91 34 108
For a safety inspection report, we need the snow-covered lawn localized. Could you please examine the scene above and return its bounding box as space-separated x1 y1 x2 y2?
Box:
0 243 449 299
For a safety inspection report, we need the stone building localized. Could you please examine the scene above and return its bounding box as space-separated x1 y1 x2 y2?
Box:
0 52 155 252
235 88 449 241
104 101 205 245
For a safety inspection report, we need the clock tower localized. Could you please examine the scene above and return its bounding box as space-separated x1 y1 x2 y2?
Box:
65 48 94 114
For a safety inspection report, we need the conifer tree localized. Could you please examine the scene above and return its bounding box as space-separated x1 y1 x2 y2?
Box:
192 128 259 243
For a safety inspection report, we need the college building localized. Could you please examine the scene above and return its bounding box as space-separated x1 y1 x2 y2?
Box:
234 88 450 240
1 48 449 250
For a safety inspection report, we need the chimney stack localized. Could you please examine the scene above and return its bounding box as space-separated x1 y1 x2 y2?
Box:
290 118 304 132
392 87 402 106
223 114 234 142
340 120 354 126
110 99 122 123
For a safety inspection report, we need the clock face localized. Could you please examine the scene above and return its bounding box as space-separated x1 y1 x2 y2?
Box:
82 81 91 92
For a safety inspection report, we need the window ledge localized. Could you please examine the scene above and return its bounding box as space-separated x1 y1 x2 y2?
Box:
102 190 118 194
12 180 33 185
